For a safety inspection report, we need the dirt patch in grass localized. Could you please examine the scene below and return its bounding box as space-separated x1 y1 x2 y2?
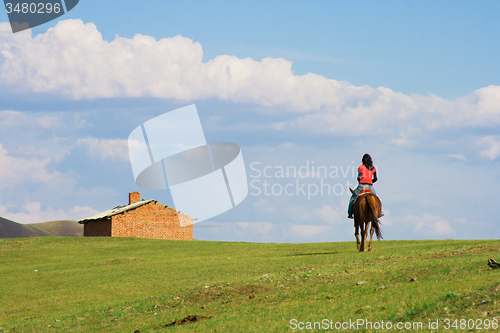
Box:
163 315 212 327
287 252 339 257
233 284 269 297
399 282 500 322
96 258 145 266
421 246 500 260
443 283 500 317
186 284 269 304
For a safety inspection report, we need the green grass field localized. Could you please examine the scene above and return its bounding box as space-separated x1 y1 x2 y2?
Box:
1 237 499 332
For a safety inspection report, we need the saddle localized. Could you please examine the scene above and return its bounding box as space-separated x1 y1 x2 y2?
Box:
352 188 384 218
353 188 372 204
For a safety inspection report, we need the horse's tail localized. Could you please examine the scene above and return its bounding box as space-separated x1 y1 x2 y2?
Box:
365 195 383 240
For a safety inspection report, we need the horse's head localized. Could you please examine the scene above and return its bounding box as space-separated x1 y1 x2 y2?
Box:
349 187 354 193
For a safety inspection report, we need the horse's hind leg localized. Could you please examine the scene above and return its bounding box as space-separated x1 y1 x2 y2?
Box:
368 223 374 252
354 220 361 250
360 223 367 252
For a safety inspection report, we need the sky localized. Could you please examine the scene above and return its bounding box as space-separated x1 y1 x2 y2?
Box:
0 1 499 243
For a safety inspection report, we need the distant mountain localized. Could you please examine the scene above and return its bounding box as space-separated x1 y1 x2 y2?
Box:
0 217 83 238
27 220 83 237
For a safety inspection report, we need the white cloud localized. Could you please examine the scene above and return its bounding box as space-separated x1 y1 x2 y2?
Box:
0 143 62 187
286 205 313 222
378 209 392 226
0 110 88 163
279 86 500 136
446 154 467 161
477 136 500 160
253 198 275 212
235 221 332 241
76 137 129 161
405 213 454 236
0 110 62 130
290 224 331 239
1 20 349 109
314 204 343 224
390 132 418 147
1 19 498 139
0 201 99 223
237 221 276 237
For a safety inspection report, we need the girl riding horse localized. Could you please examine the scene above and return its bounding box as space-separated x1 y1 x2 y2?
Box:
348 154 383 219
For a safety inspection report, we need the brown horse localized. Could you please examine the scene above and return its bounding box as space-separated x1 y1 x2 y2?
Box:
350 188 383 252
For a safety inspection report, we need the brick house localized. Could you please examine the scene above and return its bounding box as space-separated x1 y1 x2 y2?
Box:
78 192 193 240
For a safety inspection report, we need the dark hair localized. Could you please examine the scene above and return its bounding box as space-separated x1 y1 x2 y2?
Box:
362 154 373 169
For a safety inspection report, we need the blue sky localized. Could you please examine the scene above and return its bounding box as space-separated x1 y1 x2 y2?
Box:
0 1 499 242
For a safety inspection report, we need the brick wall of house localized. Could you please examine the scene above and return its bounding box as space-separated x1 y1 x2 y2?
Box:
83 220 112 237
177 211 194 227
110 201 193 240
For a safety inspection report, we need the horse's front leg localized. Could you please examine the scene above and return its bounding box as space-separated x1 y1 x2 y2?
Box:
368 223 374 252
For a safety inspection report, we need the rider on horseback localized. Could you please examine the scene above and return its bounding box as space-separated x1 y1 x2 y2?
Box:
348 154 383 219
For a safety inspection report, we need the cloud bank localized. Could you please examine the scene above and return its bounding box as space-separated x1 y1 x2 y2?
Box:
0 143 61 187
76 137 129 161
0 201 99 223
1 20 499 139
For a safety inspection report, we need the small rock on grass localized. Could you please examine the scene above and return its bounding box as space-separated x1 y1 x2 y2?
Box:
409 278 417 282
357 281 368 285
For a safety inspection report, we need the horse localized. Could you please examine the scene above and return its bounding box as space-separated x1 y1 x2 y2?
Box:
349 188 383 252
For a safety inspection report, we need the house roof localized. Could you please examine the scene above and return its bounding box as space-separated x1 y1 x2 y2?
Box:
78 200 155 223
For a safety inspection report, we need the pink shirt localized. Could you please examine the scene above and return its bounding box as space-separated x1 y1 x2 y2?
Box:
358 165 376 184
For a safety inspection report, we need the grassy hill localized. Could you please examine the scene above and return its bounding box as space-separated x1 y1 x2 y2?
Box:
0 216 51 238
0 218 82 238
1 237 499 332
26 220 83 237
